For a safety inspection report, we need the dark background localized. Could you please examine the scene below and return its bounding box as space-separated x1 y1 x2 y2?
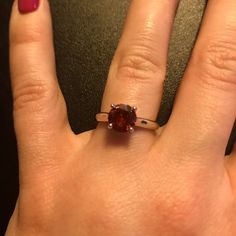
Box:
0 0 235 234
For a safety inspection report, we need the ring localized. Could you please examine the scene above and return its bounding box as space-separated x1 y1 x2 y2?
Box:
96 104 160 133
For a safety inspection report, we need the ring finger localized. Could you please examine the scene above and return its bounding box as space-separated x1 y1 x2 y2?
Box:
97 0 179 137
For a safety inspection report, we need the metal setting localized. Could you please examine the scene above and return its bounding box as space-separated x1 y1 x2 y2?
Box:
108 123 113 129
96 104 160 132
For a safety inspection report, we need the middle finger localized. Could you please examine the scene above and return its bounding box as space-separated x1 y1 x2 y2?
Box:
162 0 236 160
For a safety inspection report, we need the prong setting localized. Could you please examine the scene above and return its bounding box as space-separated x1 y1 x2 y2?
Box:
129 127 134 133
108 123 113 129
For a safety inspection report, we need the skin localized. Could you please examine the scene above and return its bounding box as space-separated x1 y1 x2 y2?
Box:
5 0 236 235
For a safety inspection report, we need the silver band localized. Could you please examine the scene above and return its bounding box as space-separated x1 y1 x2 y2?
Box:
96 112 159 130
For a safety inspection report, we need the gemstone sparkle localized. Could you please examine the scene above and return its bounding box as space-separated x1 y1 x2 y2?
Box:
108 104 137 132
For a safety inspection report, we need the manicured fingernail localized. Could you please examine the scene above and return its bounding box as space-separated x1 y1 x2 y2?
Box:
18 0 40 14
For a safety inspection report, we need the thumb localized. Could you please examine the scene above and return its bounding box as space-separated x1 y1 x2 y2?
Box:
10 0 72 185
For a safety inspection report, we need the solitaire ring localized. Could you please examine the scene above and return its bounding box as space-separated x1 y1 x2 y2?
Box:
96 104 160 133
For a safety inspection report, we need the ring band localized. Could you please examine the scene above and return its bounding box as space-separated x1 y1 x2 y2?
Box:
96 104 160 133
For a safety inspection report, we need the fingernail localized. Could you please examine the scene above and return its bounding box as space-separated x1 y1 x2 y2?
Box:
18 0 40 14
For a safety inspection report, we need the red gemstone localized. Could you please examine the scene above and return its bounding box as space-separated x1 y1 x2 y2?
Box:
108 104 137 132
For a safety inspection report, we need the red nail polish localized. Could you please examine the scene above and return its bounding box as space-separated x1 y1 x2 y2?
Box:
18 0 39 14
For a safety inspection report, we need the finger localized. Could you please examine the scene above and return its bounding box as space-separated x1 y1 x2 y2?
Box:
161 0 236 160
100 0 179 125
10 0 71 180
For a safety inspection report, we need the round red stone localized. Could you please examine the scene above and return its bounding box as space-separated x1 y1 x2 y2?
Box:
108 104 137 132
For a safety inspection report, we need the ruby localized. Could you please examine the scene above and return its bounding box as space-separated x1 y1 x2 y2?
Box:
108 104 137 132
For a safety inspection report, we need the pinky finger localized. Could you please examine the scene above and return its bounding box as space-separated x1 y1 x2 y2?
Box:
10 0 72 185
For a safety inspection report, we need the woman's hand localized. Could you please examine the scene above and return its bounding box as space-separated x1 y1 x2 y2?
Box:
5 0 236 235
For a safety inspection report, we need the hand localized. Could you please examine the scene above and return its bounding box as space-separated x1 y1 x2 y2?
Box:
6 0 236 235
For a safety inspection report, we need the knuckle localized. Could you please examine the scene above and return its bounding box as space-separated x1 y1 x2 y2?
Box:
194 40 236 88
115 46 165 84
13 72 56 112
11 23 44 47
